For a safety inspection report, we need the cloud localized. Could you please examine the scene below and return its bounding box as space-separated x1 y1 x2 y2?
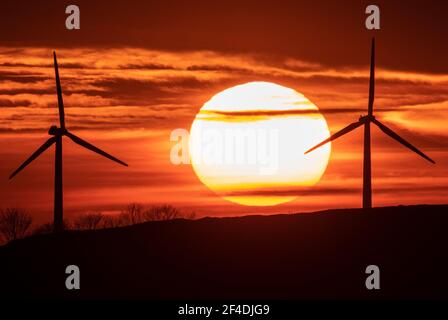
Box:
0 46 446 219
0 46 446 152
0 98 32 107
2 1 448 72
222 186 360 197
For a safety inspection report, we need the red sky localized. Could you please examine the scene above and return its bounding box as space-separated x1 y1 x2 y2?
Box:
0 0 447 223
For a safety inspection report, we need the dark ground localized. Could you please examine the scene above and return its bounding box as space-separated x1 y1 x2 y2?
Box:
1 204 448 300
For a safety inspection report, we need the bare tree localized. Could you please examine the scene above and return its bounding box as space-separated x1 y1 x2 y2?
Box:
32 223 54 236
0 208 33 242
143 204 195 221
120 203 144 225
101 215 121 229
183 210 197 220
32 220 71 235
143 204 179 221
73 212 104 230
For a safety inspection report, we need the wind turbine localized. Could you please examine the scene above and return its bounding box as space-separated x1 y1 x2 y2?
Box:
9 52 128 232
305 38 435 209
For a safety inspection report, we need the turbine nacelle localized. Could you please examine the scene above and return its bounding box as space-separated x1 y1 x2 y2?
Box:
359 115 375 123
48 125 67 136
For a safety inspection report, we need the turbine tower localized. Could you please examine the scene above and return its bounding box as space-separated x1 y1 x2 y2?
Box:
9 52 128 232
305 38 435 209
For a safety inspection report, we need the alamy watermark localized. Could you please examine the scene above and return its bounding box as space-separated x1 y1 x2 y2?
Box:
170 125 280 175
66 5 80 30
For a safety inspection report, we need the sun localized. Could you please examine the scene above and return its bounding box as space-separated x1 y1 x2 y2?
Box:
189 81 331 206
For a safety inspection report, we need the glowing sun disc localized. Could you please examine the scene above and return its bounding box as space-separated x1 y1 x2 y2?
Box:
189 81 331 206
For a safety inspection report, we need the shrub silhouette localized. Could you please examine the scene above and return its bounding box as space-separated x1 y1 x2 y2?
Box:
0 208 33 243
119 203 144 225
101 215 122 229
27 204 196 235
32 220 71 235
74 212 104 230
73 204 196 230
118 203 195 225
32 223 54 235
143 204 195 221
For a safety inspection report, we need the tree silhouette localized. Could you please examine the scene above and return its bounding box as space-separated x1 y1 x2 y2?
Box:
30 204 196 234
119 203 144 225
105 204 196 227
101 215 121 229
32 223 54 235
0 208 32 243
74 212 104 230
32 220 71 235
143 204 196 221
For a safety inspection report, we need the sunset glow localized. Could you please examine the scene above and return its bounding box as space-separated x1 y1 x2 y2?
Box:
1 0 448 302
0 1 447 224
189 82 330 206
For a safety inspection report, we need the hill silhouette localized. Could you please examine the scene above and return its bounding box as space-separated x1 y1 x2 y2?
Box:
1 204 448 299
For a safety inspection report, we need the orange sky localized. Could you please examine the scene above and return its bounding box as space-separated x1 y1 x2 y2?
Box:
0 1 447 223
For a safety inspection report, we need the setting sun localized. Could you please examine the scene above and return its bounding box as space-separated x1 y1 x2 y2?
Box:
189 81 331 206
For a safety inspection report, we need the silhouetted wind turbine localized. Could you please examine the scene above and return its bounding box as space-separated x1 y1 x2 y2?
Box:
305 38 435 209
9 52 128 232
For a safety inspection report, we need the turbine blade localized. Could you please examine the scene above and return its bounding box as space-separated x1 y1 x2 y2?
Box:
368 38 375 115
305 120 363 154
9 137 56 179
372 118 435 164
65 131 128 167
53 51 65 129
